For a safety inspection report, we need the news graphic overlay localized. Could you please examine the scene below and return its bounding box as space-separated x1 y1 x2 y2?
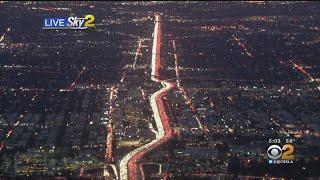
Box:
43 14 95 30
267 138 295 164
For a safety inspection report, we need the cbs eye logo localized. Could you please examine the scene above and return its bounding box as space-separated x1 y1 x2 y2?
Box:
267 144 294 160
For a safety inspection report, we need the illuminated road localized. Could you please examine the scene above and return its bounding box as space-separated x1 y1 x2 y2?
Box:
0 27 10 43
67 66 86 91
172 40 181 88
231 34 254 58
0 114 24 151
289 60 319 84
105 38 144 164
172 40 206 132
132 39 143 69
119 15 173 180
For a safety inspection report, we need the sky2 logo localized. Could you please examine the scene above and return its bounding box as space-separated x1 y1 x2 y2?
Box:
43 14 95 30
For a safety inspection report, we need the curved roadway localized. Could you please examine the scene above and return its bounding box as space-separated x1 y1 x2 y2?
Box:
119 15 173 180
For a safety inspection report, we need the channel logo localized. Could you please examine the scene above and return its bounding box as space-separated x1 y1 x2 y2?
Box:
267 144 294 164
43 15 95 30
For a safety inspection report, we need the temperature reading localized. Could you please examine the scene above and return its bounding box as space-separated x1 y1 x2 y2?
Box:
286 139 295 144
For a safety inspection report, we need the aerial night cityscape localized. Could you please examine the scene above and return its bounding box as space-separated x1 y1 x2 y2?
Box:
0 1 320 179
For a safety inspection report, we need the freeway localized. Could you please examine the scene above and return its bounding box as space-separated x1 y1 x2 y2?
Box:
119 15 173 180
